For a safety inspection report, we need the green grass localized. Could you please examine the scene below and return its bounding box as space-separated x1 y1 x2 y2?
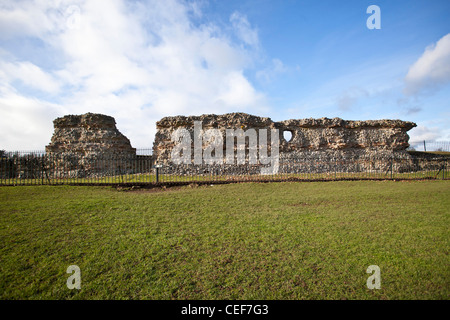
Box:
0 181 449 299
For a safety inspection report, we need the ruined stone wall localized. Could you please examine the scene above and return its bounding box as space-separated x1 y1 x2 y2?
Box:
153 112 417 174
45 113 138 177
44 112 419 177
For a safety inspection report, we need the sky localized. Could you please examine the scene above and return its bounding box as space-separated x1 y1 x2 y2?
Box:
0 0 449 151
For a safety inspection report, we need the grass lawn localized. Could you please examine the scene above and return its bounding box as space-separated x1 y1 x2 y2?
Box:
0 180 448 299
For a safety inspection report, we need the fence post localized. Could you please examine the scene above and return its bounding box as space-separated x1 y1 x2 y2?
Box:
445 161 447 180
41 156 44 185
334 157 337 180
390 156 393 180
153 164 162 183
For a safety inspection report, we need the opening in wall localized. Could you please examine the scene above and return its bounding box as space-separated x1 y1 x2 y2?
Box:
283 130 293 142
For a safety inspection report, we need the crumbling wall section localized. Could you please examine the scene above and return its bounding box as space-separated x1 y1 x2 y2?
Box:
152 112 417 174
45 112 418 177
45 113 137 177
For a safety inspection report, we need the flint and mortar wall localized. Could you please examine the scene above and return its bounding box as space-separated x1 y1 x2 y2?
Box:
45 113 138 177
44 112 422 177
153 112 417 174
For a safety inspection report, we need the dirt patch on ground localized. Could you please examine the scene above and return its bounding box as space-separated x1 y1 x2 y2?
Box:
287 202 310 207
113 183 215 193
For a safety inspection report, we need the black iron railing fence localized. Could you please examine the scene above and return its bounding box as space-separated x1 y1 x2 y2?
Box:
0 149 448 186
409 141 450 152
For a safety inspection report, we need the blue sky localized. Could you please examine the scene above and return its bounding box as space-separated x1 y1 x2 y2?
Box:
0 0 449 150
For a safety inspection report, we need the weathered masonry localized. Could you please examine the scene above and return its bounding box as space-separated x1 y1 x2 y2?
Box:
46 113 138 177
4 112 448 184
152 112 417 174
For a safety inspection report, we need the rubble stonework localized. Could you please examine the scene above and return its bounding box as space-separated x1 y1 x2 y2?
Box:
45 112 420 177
46 113 136 155
152 112 417 174
45 113 137 177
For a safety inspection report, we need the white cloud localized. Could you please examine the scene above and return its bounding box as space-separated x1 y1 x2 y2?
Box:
337 87 369 111
408 125 441 146
0 60 60 93
230 11 259 47
0 87 61 150
0 0 269 150
404 106 422 116
256 58 288 84
0 0 62 39
216 71 265 107
404 33 450 95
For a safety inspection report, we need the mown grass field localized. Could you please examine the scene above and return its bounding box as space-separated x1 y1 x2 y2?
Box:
0 181 449 299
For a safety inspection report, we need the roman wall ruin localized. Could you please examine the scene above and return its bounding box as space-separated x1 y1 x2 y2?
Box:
44 112 424 177
152 112 417 174
45 113 138 177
